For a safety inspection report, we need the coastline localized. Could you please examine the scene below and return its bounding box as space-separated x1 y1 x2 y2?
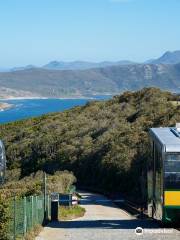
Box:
0 93 114 101
0 102 14 111
0 97 48 100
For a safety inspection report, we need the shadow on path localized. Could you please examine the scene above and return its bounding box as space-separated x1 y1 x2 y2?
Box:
48 219 160 230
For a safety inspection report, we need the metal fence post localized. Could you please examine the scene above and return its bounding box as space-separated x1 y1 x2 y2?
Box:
35 195 38 224
43 172 47 221
13 196 16 240
31 196 34 229
23 196 27 236
47 195 49 219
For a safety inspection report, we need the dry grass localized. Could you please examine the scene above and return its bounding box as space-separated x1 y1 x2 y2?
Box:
59 205 85 221
24 225 43 240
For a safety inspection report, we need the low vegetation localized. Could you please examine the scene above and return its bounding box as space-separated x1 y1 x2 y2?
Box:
0 88 180 202
23 225 42 240
0 170 76 240
0 194 10 240
59 205 86 220
0 170 76 197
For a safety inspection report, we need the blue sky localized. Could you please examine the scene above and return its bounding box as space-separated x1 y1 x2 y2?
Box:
0 0 180 67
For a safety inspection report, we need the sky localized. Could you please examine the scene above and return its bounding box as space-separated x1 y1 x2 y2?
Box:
0 0 180 67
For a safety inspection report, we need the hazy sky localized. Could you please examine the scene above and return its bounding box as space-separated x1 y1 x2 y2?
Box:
0 0 180 67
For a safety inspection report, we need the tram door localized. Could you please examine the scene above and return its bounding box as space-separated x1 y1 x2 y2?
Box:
147 141 154 218
148 140 163 220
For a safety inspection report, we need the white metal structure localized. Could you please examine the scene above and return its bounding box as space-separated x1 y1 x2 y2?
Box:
0 140 6 184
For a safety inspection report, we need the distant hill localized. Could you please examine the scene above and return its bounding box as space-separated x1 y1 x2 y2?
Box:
0 60 136 73
149 50 180 64
11 65 36 72
0 63 180 97
1 50 180 73
0 87 40 99
43 60 136 70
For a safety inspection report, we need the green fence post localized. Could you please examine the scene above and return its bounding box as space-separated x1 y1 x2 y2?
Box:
43 172 47 222
23 196 27 236
35 195 38 225
31 196 34 229
27 196 30 232
13 196 16 240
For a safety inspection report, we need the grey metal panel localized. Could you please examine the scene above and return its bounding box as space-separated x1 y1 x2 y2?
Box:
0 140 3 148
150 128 180 153
0 140 6 185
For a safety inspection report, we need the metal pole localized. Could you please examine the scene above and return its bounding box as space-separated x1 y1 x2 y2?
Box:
43 172 47 221
35 195 38 224
13 195 16 240
31 196 34 228
23 196 27 236
47 195 49 219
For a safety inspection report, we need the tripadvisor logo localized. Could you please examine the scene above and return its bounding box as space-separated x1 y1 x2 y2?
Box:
135 227 144 235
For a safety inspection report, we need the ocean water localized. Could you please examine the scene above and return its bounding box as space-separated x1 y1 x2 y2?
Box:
0 95 112 124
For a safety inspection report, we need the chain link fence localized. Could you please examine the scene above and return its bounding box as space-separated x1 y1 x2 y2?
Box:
8 195 51 240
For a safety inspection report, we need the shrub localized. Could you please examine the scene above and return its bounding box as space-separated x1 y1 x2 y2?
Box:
0 194 11 240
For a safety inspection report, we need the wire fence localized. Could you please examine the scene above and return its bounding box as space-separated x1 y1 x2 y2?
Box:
8 194 51 240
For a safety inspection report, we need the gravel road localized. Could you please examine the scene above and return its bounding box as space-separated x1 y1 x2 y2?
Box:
36 191 180 240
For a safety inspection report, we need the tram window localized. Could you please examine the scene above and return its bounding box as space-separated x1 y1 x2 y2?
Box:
165 154 180 189
166 154 180 161
165 161 180 172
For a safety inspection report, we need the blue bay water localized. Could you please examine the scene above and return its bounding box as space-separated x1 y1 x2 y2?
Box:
0 95 112 124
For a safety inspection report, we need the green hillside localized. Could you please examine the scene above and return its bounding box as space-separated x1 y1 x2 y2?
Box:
0 88 180 200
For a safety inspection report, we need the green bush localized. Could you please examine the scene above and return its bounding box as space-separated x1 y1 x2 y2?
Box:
1 170 76 197
0 194 11 240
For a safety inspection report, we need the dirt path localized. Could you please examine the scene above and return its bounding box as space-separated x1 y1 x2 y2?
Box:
36 191 180 240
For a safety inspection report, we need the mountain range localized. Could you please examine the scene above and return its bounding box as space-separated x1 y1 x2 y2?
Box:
148 50 180 64
0 63 180 98
8 60 136 72
1 50 180 72
0 50 180 98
